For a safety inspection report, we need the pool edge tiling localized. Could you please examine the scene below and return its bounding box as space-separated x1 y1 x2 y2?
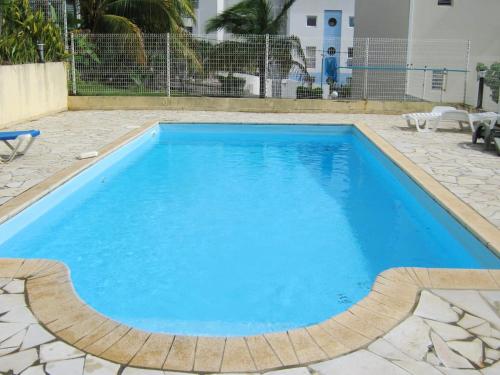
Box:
0 120 499 373
0 260 499 373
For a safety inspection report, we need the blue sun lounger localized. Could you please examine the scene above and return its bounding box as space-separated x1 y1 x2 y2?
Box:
0 130 40 163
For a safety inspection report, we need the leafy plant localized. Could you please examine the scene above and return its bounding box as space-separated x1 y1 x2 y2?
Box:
80 0 195 34
296 86 322 99
476 62 499 103
0 0 66 64
217 74 246 97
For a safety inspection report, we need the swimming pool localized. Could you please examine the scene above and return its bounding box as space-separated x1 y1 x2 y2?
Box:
0 124 498 336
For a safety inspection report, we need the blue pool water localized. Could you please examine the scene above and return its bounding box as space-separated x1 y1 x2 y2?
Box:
0 124 498 336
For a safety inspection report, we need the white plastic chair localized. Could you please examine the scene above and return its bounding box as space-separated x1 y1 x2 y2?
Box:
402 106 456 132
438 110 498 132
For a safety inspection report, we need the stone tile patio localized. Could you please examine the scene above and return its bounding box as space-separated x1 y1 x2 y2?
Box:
1 110 499 228
0 270 498 374
0 110 499 374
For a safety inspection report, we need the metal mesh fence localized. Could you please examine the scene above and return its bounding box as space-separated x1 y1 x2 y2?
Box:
70 33 471 103
29 0 68 49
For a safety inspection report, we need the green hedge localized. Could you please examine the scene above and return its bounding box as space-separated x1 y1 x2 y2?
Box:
217 75 246 97
0 0 66 65
296 86 323 99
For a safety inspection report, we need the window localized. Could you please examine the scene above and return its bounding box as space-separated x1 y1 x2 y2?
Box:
437 0 453 5
432 70 447 90
349 17 355 27
185 26 193 34
306 16 317 27
328 18 337 27
306 47 316 69
348 47 354 58
192 0 199 9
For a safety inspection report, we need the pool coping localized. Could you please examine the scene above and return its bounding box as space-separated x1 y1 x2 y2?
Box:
0 260 498 372
0 119 499 372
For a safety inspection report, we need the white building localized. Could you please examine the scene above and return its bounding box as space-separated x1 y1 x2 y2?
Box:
286 0 355 85
188 0 356 87
354 0 500 109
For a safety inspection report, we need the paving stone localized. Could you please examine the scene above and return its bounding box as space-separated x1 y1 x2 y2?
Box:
414 291 459 323
469 322 493 337
121 368 166 375
492 329 500 340
392 359 443 375
0 346 21 356
0 278 13 288
425 320 472 341
458 315 486 330
0 306 38 324
485 348 499 361
21 324 56 350
367 339 412 361
0 348 38 373
40 341 85 363
433 290 500 328
0 322 28 342
480 291 500 312
0 327 26 348
3 279 25 293
452 307 464 315
310 349 409 375
481 361 500 374
481 336 500 350
46 357 85 375
384 316 432 360
21 365 47 375
0 294 26 314
83 355 120 375
431 332 473 369
439 369 482 375
426 351 441 366
447 339 484 367
264 368 310 375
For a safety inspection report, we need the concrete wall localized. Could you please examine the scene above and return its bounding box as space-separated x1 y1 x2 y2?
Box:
354 0 500 109
68 96 440 115
352 0 411 100
0 63 68 129
407 0 500 111
354 0 410 39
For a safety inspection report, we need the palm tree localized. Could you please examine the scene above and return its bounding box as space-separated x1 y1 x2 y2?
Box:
205 0 302 98
80 0 195 34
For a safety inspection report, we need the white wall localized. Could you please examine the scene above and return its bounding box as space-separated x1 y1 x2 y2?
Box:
407 0 500 109
0 63 68 128
192 0 241 40
287 0 355 82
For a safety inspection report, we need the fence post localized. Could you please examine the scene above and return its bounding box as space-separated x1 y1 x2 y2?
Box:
422 66 427 100
363 38 370 100
463 40 471 105
440 68 447 103
166 33 171 97
265 34 269 98
63 0 68 51
70 33 77 95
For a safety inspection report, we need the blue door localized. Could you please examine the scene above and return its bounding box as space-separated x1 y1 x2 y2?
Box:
322 10 342 83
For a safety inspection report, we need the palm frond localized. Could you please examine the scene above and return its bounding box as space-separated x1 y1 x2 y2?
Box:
266 0 296 34
95 14 146 64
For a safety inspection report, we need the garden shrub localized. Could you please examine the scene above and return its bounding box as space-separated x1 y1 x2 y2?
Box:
217 74 246 97
0 0 66 65
296 86 322 99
